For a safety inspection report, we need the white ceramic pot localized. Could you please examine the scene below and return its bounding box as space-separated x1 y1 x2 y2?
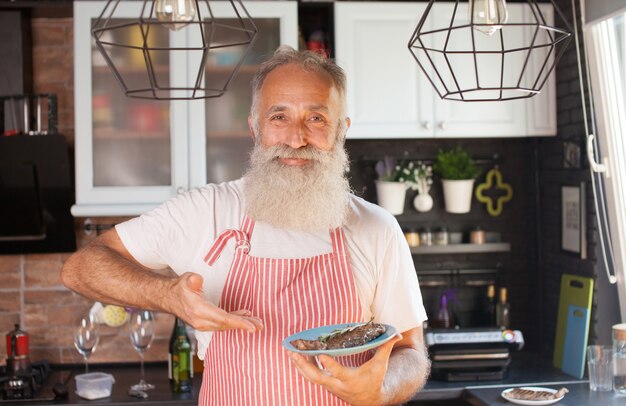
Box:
375 181 407 215
413 192 434 212
441 179 475 213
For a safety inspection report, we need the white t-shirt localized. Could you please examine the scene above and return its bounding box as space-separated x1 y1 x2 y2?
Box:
116 179 427 358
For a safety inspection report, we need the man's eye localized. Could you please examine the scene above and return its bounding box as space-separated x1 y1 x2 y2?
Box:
309 116 324 122
270 115 285 121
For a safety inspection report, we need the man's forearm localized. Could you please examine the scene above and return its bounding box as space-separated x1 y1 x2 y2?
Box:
61 240 177 313
382 343 431 405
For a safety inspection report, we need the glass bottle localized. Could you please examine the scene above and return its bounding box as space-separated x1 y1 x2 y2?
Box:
495 287 510 329
482 284 496 326
168 318 192 393
613 323 626 394
430 293 452 329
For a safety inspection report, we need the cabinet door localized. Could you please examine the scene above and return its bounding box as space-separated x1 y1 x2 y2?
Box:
187 1 298 188
431 2 528 138
73 0 188 216
334 2 434 139
525 3 557 136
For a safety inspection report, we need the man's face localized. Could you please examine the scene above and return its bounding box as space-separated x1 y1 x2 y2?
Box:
249 63 347 165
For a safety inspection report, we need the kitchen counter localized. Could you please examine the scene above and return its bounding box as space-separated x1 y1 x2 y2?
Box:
12 353 625 405
411 352 624 405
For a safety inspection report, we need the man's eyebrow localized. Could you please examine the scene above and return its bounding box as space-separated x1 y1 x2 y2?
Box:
307 104 330 114
266 105 287 115
265 104 331 115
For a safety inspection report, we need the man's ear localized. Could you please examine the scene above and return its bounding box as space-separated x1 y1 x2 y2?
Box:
345 117 351 130
248 116 257 143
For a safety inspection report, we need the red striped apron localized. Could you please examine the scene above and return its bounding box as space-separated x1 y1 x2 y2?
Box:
199 216 370 406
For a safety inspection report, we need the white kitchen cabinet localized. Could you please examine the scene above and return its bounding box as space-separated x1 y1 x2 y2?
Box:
334 2 433 139
72 1 297 216
525 3 557 136
334 2 556 139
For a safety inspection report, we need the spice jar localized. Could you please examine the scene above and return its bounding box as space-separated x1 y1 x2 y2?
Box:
404 229 420 247
419 228 432 246
433 227 449 246
613 323 626 394
470 226 486 245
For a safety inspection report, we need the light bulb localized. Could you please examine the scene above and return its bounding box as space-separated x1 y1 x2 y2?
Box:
155 0 196 31
468 0 509 36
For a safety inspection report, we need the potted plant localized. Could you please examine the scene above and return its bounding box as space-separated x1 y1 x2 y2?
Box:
412 161 434 212
375 156 420 215
433 147 479 213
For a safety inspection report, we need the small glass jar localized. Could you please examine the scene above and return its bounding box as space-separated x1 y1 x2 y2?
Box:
470 226 486 245
404 229 420 247
433 227 449 246
613 323 626 394
419 227 432 246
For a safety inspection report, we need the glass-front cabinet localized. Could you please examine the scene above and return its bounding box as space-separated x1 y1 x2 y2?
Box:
72 1 298 216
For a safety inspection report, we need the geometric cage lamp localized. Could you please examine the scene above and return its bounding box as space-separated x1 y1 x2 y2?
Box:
92 0 257 100
409 0 572 102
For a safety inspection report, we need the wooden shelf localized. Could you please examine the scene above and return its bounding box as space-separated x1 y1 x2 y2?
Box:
410 242 511 255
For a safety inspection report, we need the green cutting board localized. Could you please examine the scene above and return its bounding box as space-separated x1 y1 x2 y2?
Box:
553 274 594 373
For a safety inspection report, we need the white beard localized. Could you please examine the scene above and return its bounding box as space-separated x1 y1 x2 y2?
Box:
243 142 351 231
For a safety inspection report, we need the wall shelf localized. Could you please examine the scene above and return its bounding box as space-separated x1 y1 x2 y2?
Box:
410 242 511 255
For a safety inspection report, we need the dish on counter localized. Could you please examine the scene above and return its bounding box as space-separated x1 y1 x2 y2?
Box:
501 386 568 405
282 322 397 357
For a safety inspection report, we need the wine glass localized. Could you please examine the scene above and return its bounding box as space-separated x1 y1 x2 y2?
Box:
128 310 155 391
73 315 99 374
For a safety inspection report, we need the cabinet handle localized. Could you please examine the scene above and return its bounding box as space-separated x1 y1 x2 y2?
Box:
177 187 186 194
422 121 432 130
438 122 447 131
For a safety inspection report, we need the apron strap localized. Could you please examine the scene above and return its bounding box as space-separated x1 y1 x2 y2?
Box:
330 227 348 258
240 215 255 237
204 229 250 266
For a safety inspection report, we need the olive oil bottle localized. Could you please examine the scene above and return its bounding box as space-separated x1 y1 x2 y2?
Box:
496 287 511 329
168 317 192 393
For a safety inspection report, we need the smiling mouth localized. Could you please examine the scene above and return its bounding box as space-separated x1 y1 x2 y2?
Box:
278 157 312 167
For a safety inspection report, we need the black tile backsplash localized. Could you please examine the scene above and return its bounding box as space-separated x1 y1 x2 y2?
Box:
345 137 540 348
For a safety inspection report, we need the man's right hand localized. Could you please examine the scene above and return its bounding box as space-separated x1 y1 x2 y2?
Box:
170 272 264 333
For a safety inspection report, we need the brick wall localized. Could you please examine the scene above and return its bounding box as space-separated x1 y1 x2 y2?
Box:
0 18 173 366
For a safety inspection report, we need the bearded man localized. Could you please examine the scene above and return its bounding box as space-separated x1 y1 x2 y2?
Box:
62 46 430 406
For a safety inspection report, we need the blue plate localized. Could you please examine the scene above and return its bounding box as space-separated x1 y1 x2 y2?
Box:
282 323 397 357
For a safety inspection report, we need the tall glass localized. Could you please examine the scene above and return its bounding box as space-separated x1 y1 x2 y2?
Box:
73 315 99 373
128 310 155 391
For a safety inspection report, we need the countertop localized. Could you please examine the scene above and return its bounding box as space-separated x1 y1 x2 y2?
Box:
7 353 625 405
412 352 624 405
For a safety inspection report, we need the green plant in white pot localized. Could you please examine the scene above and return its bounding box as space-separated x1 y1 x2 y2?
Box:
433 147 479 214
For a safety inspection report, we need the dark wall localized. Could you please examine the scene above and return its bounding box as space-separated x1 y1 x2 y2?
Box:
533 0 595 359
345 137 541 350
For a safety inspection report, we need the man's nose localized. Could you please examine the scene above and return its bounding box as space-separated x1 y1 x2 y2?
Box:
283 122 308 149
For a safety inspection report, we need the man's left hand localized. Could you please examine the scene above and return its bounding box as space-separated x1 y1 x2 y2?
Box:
287 334 403 406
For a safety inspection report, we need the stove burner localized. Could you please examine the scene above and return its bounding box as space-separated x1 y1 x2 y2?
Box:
0 360 49 400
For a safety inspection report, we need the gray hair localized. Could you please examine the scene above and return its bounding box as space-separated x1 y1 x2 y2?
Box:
250 45 348 135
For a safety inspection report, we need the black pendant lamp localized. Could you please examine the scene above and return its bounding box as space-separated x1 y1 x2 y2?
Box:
408 0 572 102
92 0 258 100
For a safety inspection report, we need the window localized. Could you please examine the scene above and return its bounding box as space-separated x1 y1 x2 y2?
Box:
585 9 626 320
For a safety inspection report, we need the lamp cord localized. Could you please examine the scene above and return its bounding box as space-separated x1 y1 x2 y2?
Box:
572 0 617 284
